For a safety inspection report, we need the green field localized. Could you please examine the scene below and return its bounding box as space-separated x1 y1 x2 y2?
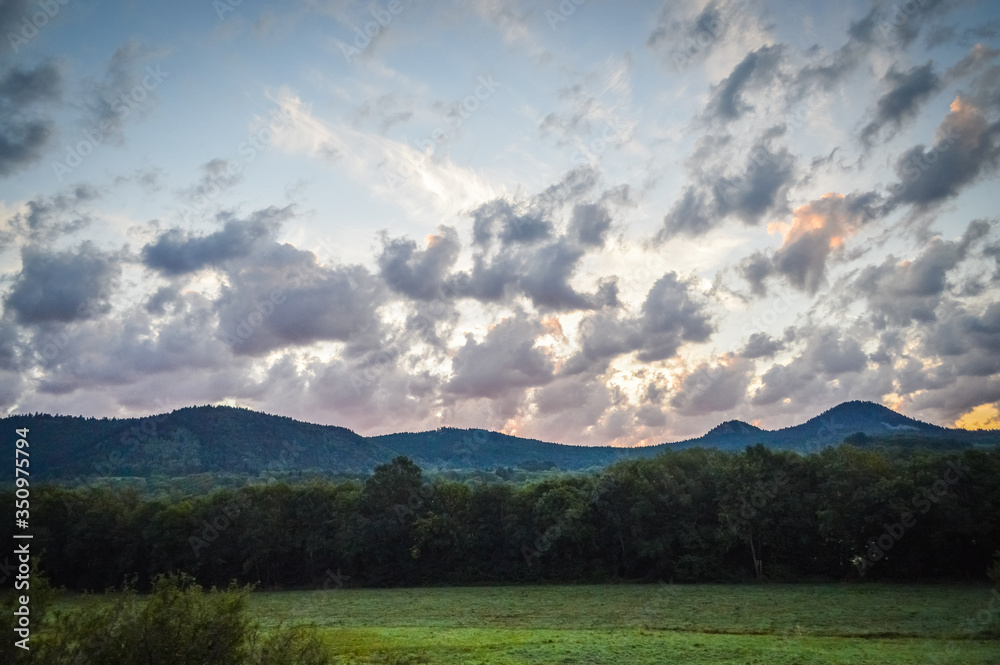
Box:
229 584 998 664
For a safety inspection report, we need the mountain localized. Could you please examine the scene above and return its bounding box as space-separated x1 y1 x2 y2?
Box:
4 401 997 480
666 401 960 452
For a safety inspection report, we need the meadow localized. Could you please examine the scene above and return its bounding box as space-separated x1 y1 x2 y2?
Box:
226 584 995 663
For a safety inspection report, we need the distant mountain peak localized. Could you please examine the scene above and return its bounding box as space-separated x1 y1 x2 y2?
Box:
706 420 762 436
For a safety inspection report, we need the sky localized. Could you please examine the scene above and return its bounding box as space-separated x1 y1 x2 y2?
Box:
1 0 999 445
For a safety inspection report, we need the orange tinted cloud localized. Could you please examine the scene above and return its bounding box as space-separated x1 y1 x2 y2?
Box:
955 403 1000 430
779 193 857 251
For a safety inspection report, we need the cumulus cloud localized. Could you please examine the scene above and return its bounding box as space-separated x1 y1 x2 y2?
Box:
141 207 291 275
377 226 461 301
741 332 784 358
770 192 878 294
455 177 625 311
216 248 387 357
565 272 714 373
445 314 555 399
854 220 989 328
670 355 754 415
751 326 870 406
3 241 122 325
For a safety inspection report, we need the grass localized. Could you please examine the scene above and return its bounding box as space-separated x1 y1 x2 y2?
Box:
54 584 1000 664
246 583 999 664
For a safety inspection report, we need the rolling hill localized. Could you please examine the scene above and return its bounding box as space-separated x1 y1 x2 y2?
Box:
4 400 997 480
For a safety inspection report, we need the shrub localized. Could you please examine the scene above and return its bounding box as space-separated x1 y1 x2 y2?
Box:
25 573 329 665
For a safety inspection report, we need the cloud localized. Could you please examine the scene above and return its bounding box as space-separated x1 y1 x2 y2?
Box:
445 314 555 399
656 131 796 240
455 178 624 312
854 219 989 328
141 207 291 275
670 355 754 415
0 61 60 176
82 40 166 145
566 272 714 373
860 61 941 145
648 0 735 69
3 241 122 325
738 250 774 297
740 332 784 358
215 246 387 357
770 192 877 294
377 225 461 301
886 96 1000 210
703 44 784 123
751 326 869 406
0 185 97 249
471 198 553 247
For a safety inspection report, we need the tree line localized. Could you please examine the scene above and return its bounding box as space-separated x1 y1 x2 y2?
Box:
4 444 1000 591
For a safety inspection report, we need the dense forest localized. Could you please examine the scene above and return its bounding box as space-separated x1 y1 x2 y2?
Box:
6 443 1000 591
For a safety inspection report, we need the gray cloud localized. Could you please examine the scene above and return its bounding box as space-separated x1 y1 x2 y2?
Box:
670 356 754 415
0 185 96 249
82 40 166 145
855 220 989 328
861 61 941 145
886 96 1000 210
657 132 796 240
566 272 714 373
770 192 880 294
703 44 784 123
445 314 554 399
568 203 613 247
377 226 461 301
741 332 784 359
751 326 869 406
215 244 387 357
141 207 291 275
457 176 624 312
0 60 60 176
3 241 121 325
738 251 774 297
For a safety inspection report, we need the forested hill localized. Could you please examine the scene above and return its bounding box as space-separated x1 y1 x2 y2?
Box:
4 400 997 480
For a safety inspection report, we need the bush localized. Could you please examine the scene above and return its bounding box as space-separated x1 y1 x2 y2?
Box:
24 573 329 665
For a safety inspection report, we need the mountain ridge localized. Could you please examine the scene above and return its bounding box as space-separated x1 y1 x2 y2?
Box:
4 400 997 479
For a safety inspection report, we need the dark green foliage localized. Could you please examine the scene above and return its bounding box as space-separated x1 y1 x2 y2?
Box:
7 574 329 665
5 444 1000 592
